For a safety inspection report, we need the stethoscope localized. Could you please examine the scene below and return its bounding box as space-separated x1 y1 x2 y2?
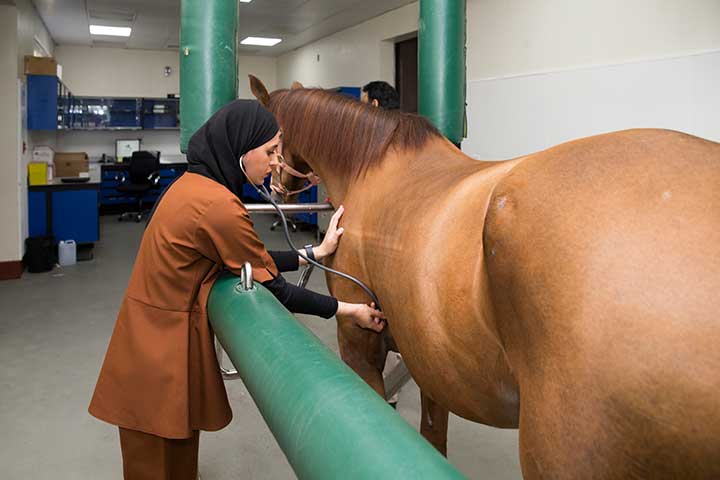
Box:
239 155 382 311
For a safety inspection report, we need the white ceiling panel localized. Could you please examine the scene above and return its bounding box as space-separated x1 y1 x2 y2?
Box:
32 0 415 55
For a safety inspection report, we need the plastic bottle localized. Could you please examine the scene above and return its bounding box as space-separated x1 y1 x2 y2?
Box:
58 240 77 266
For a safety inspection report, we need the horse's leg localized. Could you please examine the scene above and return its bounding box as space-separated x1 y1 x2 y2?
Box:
420 392 450 456
335 317 387 396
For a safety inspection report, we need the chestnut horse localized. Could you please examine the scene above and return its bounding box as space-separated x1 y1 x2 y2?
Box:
251 77 720 478
253 79 446 450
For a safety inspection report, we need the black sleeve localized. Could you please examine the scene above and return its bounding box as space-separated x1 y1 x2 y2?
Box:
262 274 338 319
268 250 300 272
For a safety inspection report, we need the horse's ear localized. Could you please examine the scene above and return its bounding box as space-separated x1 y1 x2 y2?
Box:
249 74 270 107
291 81 304 90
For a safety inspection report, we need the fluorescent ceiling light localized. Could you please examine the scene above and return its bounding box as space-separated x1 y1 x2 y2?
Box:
241 36 282 47
239 0 252 3
89 25 132 37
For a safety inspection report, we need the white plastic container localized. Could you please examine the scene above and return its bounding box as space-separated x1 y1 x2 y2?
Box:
58 240 76 266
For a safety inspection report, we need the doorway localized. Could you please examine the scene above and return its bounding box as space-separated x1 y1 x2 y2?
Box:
395 36 418 113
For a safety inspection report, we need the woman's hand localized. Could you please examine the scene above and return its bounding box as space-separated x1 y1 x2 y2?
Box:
337 301 386 332
314 205 345 260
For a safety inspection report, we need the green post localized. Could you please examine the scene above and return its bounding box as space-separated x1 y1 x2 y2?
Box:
418 0 466 146
179 0 238 152
208 272 466 480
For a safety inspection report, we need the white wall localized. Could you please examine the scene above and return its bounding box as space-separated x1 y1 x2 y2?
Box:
238 55 277 98
276 3 418 89
0 5 21 263
55 45 278 100
274 0 719 161
17 0 55 257
0 0 55 263
52 46 183 162
50 47 276 160
466 0 720 80
54 46 180 98
463 0 720 159
16 0 54 69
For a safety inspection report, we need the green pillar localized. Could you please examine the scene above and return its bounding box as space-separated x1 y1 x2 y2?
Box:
418 0 466 146
179 0 238 152
208 272 466 480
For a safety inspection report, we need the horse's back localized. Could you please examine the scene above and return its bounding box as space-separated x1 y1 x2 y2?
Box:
484 129 720 478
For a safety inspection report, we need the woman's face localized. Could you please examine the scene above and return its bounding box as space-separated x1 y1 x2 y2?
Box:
241 130 282 185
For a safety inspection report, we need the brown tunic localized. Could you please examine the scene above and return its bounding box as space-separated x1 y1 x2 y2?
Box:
89 172 278 439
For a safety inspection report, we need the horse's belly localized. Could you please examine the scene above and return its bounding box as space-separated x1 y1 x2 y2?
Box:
386 297 520 428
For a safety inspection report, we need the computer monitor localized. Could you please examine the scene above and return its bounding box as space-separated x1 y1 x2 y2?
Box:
116 139 140 162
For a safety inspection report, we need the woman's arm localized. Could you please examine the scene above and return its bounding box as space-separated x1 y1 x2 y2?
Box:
197 199 383 331
261 275 337 318
267 250 299 272
262 275 385 331
266 206 345 271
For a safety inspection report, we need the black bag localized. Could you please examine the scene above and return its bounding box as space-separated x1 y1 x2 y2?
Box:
23 236 56 273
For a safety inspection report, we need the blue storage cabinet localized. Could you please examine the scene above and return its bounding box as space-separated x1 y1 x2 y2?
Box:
28 187 100 244
242 176 272 202
27 75 75 130
27 75 59 130
28 191 48 235
108 98 142 128
241 181 318 225
142 98 179 129
295 186 318 225
100 163 187 210
72 97 142 129
27 80 178 132
334 86 361 99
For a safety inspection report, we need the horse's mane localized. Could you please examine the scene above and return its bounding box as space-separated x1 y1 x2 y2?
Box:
269 88 442 179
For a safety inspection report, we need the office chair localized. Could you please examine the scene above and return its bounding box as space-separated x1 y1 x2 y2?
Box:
118 151 160 222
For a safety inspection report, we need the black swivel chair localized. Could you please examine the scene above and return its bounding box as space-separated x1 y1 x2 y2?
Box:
117 151 160 222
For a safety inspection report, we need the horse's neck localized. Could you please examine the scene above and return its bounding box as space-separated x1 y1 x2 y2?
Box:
317 137 492 206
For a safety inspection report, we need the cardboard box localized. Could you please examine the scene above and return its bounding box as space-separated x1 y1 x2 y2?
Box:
24 56 57 76
32 145 54 164
28 162 48 185
54 152 89 178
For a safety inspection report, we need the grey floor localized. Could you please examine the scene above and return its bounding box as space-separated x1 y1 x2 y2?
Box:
0 214 521 479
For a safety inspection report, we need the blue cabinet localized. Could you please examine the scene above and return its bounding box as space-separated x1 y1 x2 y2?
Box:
27 80 179 131
28 186 100 244
142 98 179 129
295 186 318 225
333 86 361 99
27 75 59 130
242 177 272 202
241 182 319 226
27 74 74 130
100 163 187 210
70 97 142 130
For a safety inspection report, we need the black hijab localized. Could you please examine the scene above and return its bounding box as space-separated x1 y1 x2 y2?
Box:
187 99 279 198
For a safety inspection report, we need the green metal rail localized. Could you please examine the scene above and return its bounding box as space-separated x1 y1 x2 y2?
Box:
179 0 238 152
208 267 466 480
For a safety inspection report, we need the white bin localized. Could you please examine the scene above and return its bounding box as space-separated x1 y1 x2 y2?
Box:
58 240 77 266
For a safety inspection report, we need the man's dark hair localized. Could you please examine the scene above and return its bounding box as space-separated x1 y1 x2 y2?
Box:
362 81 400 110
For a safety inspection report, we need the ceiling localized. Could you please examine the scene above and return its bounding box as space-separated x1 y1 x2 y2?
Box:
31 0 416 56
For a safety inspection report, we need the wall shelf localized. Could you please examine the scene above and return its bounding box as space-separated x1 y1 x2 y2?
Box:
26 75 180 131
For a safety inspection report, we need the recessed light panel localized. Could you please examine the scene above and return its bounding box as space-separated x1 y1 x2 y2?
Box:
89 25 132 37
240 36 282 47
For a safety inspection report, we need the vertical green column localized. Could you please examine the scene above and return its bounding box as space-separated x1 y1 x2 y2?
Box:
418 0 466 146
180 0 238 152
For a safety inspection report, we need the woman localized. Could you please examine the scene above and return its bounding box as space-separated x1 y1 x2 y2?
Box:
89 100 385 479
